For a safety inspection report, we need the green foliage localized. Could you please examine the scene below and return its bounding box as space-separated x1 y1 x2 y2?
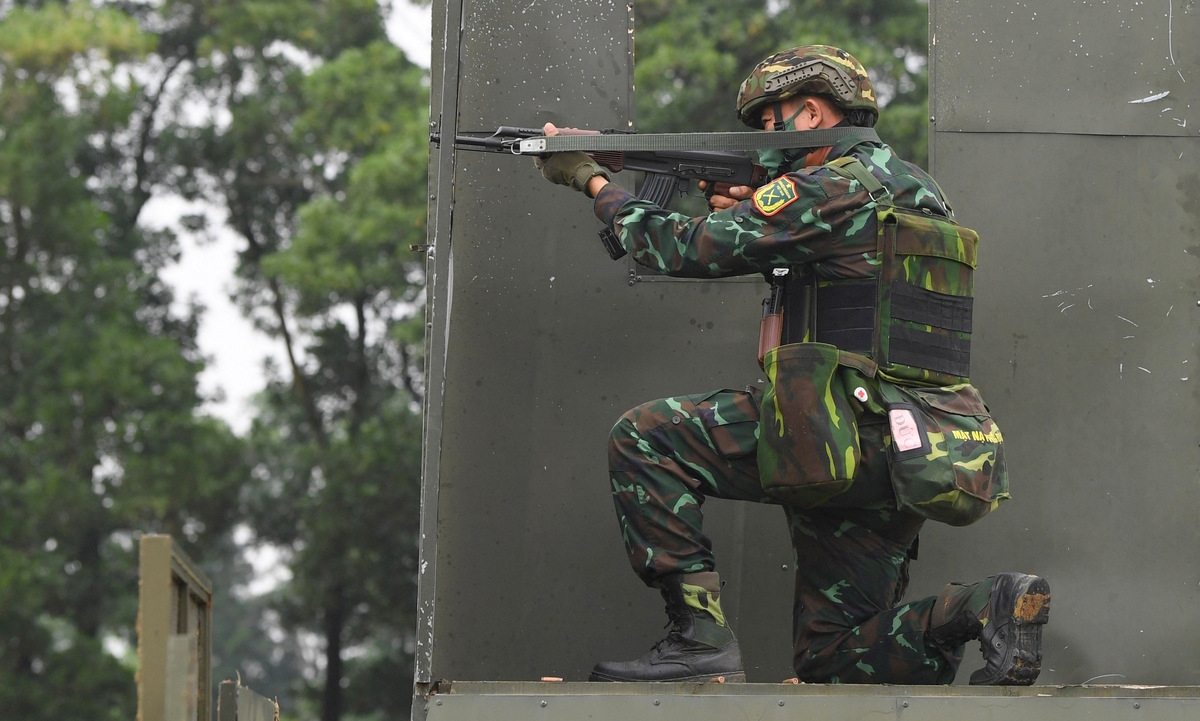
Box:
244 395 423 720
0 1 152 72
0 1 249 716
2 0 429 713
633 0 931 166
183 6 430 719
199 0 387 58
267 41 429 314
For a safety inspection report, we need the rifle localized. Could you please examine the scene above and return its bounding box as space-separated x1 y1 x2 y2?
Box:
432 126 768 259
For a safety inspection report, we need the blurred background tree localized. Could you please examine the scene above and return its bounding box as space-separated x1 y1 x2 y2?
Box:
0 1 428 719
0 3 249 718
634 0 930 166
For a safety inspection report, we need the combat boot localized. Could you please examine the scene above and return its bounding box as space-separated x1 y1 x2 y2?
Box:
589 572 745 682
928 572 1052 686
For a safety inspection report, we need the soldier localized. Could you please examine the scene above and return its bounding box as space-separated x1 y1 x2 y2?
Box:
534 45 1050 685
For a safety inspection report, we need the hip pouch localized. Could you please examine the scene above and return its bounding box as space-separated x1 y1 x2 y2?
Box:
877 382 1009 526
758 342 861 506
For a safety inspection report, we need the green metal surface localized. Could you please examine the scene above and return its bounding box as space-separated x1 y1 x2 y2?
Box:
136 535 213 721
930 0 1197 136
416 682 1200 721
927 0 1200 687
417 0 799 694
416 0 1200 716
217 680 279 721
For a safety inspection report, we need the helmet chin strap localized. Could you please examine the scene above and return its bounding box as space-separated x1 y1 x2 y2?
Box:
769 101 808 170
769 101 804 132
771 103 786 131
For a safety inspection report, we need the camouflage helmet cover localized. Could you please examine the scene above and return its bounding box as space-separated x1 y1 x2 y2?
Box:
736 45 878 128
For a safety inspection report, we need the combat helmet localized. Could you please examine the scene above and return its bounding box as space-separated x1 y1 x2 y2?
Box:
736 45 878 128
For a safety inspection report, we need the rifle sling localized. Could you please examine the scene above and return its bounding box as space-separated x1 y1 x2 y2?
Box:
520 127 880 154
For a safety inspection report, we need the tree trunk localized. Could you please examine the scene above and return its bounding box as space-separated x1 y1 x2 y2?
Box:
321 599 345 721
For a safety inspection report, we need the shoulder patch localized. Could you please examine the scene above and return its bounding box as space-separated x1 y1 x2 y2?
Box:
753 176 799 217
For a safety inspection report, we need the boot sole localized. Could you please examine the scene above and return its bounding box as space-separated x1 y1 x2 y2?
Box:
588 670 747 683
971 574 1051 686
1003 576 1051 685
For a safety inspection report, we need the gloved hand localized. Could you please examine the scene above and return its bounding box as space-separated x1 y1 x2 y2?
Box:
534 152 611 194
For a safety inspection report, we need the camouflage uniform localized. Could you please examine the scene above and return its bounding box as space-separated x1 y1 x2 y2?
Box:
592 133 989 683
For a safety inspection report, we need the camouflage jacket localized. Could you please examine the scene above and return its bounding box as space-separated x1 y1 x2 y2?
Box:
592 134 953 281
593 135 1007 522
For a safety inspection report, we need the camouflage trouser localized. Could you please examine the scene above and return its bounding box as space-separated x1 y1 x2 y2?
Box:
608 387 964 684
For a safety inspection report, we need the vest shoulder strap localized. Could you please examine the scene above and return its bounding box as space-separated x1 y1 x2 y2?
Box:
825 156 891 204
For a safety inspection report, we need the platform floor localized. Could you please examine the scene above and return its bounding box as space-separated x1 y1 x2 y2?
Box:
415 681 1200 720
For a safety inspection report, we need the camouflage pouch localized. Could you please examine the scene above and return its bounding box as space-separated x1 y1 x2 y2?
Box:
877 382 1009 526
758 342 861 506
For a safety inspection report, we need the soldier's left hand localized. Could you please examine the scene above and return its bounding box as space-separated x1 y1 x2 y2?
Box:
534 152 610 193
533 123 611 194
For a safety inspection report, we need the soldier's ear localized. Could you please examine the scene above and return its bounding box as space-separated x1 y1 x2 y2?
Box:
806 95 844 129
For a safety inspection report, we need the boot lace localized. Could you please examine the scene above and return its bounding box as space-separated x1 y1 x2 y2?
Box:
649 604 689 652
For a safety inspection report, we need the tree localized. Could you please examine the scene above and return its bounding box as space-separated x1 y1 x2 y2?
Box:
0 1 434 715
633 0 931 166
241 40 430 721
185 5 430 718
0 2 249 717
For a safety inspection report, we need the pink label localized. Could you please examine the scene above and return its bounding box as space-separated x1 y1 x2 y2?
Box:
889 409 924 452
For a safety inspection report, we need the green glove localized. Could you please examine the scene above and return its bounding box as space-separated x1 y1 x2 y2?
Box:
534 152 611 194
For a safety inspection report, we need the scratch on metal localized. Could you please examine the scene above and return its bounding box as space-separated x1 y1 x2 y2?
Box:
1129 91 1170 104
1168 0 1176 67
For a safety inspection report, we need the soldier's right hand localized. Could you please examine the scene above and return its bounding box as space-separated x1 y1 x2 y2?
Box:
700 182 754 211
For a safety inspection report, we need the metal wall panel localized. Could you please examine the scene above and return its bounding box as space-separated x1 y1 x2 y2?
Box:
927 0 1200 686
417 0 797 691
419 0 1200 706
932 0 1197 136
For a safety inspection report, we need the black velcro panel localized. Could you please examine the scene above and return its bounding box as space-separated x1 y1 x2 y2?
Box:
889 325 972 378
891 281 974 333
814 280 876 353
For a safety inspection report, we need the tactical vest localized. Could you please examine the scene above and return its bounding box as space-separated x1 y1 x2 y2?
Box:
780 157 979 386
